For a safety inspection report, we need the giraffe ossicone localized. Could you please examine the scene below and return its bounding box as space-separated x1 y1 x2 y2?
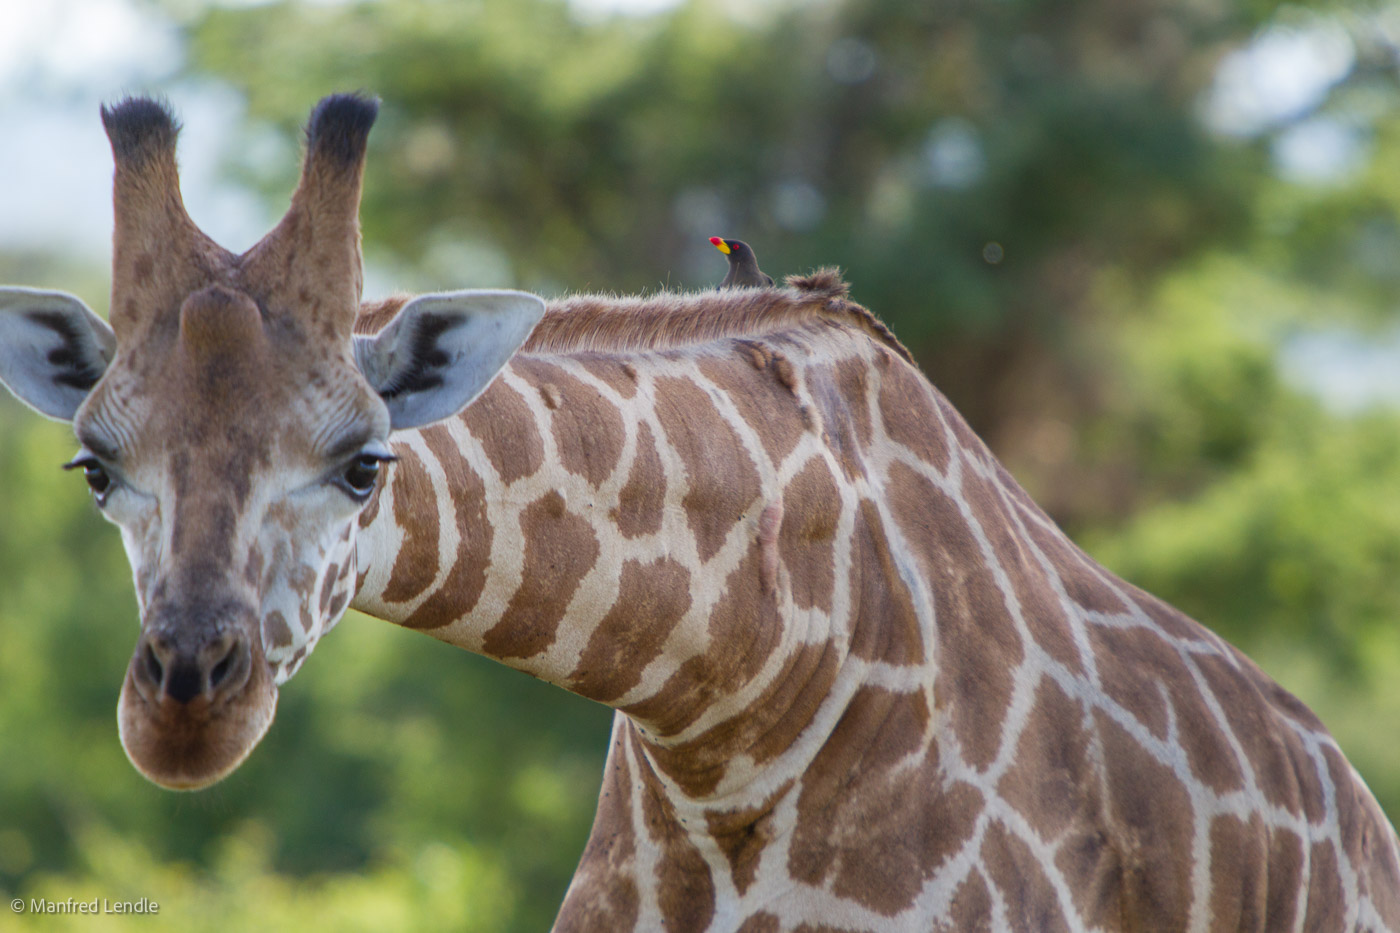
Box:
1 95 1398 929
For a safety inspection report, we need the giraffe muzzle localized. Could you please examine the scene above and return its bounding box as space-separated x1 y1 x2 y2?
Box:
117 607 278 791
130 627 251 708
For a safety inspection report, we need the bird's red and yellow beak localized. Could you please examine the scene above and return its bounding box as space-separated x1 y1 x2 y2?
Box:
709 236 732 255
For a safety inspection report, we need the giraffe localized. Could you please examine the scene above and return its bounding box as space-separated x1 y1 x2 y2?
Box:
0 95 1397 931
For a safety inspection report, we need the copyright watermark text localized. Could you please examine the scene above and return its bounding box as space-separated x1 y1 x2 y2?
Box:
11 896 159 915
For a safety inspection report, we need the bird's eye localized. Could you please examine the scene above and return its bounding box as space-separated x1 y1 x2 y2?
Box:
63 454 115 506
335 446 396 502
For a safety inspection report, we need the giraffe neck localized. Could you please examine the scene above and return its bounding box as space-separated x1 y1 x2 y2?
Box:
351 322 888 803
348 292 1400 930
349 315 954 925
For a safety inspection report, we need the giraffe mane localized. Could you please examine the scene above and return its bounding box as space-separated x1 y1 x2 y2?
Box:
355 268 915 364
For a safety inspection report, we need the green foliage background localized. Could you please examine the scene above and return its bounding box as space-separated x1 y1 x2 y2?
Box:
3 0 1400 928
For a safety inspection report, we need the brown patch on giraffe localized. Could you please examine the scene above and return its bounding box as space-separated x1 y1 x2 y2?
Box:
1206 814 1267 932
948 869 995 931
556 728 640 933
878 363 950 473
705 780 793 896
1302 841 1346 931
1195 649 1315 816
613 421 665 538
1095 709 1193 928
380 450 440 604
847 499 925 665
997 677 1095 840
571 557 692 704
576 353 639 399
631 739 716 933
778 457 840 612
735 914 780 933
887 461 1022 769
654 375 762 563
262 610 294 649
1259 829 1303 929
520 360 626 487
462 379 544 485
1291 740 1330 829
981 822 1072 933
481 490 598 657
697 350 805 468
788 687 982 915
401 429 495 630
1086 623 1244 794
623 540 784 736
962 469 1082 674
318 561 341 615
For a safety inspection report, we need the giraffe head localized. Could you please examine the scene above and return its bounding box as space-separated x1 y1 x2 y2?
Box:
0 95 544 789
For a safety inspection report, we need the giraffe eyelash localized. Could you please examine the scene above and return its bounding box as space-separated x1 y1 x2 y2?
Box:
63 450 117 506
330 447 397 502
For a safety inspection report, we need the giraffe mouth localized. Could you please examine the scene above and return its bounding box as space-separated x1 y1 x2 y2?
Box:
116 630 279 790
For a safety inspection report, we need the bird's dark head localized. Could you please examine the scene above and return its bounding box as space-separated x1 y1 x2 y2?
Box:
709 236 772 288
710 236 756 258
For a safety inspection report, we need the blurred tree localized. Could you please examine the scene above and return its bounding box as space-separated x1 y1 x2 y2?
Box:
2 0 1400 928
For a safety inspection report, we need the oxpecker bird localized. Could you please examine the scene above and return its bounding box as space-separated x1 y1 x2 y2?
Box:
710 236 774 288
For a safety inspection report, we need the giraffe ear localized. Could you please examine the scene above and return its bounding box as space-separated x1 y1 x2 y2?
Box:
354 289 545 431
0 287 116 421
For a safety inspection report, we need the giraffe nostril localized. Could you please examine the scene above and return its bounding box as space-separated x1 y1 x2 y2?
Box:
209 646 234 690
143 643 164 686
133 626 251 705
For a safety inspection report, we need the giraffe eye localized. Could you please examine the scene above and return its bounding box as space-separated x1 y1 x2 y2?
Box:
334 446 396 502
63 453 115 506
344 456 380 493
